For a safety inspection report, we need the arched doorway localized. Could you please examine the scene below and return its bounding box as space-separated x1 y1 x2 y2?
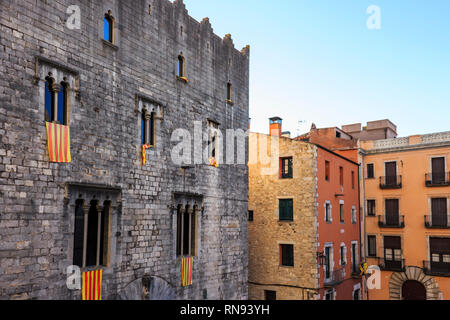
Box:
402 280 427 300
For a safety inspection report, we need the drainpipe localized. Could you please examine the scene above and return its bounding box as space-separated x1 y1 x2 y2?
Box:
360 147 369 300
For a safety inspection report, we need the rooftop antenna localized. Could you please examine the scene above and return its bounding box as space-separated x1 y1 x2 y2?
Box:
297 120 307 137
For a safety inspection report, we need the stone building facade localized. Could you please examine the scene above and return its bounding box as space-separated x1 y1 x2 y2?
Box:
0 0 249 300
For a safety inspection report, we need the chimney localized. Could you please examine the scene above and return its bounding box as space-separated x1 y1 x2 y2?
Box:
269 117 282 137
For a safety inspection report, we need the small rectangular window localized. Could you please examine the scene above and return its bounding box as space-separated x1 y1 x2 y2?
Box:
280 157 293 179
325 161 330 181
367 200 376 216
280 244 294 267
279 199 293 221
265 290 276 301
339 166 344 186
248 210 254 222
325 202 331 223
368 235 377 257
340 203 345 223
367 164 375 179
340 246 346 265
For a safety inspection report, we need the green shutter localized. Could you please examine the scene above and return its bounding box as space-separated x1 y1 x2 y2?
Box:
280 199 293 221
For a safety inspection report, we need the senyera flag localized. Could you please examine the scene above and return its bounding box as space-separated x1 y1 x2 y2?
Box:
82 270 103 301
45 122 71 163
181 257 193 287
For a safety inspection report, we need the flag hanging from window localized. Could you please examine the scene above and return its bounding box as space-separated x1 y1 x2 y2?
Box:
82 270 103 300
181 257 193 287
45 122 71 163
142 144 151 165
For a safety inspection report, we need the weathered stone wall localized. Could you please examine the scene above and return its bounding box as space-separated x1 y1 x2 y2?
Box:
0 0 249 300
248 133 318 300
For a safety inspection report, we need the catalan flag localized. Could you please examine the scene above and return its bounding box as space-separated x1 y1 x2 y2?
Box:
82 270 103 300
45 122 71 163
142 144 151 165
181 257 193 287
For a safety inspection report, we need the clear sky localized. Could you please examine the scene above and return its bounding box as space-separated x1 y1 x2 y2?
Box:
182 0 450 137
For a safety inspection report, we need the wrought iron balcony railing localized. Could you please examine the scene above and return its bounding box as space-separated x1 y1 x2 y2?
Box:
324 267 345 287
425 172 450 187
424 215 450 229
423 261 450 277
379 175 402 189
379 258 405 272
378 215 405 228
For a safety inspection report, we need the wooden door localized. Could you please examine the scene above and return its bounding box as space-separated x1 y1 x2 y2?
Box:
385 199 399 226
385 162 397 185
432 157 445 183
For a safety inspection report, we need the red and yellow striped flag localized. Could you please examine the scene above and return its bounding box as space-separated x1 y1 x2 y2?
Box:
45 122 71 163
142 144 151 165
181 257 193 287
82 270 103 300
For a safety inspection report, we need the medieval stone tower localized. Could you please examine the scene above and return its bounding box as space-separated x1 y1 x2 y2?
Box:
0 0 249 300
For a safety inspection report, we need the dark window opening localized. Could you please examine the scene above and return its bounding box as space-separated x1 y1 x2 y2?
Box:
72 199 110 268
45 79 54 122
368 235 377 257
367 200 376 216
340 246 346 265
324 247 331 279
248 210 254 222
325 161 330 181
176 205 197 257
279 199 293 221
352 243 358 273
340 203 345 223
227 82 233 102
177 55 185 78
339 166 344 186
280 244 294 267
280 157 293 179
265 290 276 301
367 164 374 179
141 110 155 146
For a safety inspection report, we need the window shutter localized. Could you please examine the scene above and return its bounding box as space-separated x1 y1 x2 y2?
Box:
430 238 450 254
384 236 401 249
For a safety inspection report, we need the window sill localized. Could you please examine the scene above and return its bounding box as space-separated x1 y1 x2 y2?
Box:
226 99 234 106
279 265 295 268
102 39 118 50
278 220 294 223
177 76 189 84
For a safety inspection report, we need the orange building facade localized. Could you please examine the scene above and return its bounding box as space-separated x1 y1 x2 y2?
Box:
361 133 450 300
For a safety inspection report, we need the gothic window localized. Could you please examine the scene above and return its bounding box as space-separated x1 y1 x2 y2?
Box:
104 11 114 43
141 109 154 146
177 54 185 78
176 204 197 257
73 199 111 268
44 74 69 125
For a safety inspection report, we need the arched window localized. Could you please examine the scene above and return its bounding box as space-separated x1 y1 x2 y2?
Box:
141 109 154 146
176 204 197 257
45 77 54 122
227 81 233 103
57 81 68 125
177 54 185 78
104 11 114 43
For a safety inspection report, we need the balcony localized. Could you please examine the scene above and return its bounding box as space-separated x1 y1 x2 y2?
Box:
324 267 345 287
424 215 450 229
379 258 405 272
423 261 450 277
378 215 405 228
379 175 402 189
425 172 450 187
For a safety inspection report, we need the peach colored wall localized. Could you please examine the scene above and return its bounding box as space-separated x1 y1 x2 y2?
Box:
364 146 450 300
317 148 362 299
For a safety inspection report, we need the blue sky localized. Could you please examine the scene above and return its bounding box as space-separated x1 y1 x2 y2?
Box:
183 0 450 137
